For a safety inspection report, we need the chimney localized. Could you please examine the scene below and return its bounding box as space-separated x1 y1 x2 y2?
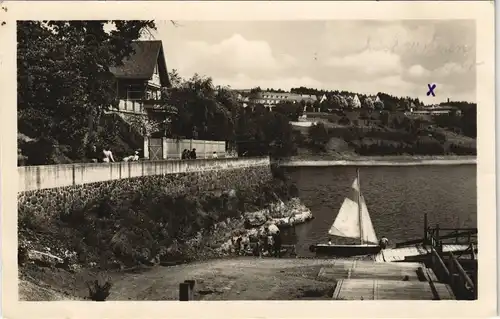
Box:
447 98 450 103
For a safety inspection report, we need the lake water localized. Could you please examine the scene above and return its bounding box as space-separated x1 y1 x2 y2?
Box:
282 165 477 257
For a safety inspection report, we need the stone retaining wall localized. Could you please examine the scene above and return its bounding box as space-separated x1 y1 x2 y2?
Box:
18 157 270 192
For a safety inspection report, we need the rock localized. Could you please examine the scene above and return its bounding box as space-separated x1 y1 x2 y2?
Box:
28 250 64 267
138 248 151 261
267 224 280 235
243 210 268 228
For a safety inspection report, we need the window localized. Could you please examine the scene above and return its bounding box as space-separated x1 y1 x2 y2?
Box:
127 89 144 100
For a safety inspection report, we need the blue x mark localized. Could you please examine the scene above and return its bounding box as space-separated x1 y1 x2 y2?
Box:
427 83 436 97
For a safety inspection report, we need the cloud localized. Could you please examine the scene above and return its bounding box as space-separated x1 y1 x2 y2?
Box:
434 62 468 77
326 50 402 76
160 20 476 103
408 64 429 78
321 21 436 57
177 34 296 78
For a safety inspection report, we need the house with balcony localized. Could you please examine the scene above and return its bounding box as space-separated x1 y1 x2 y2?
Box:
109 40 171 115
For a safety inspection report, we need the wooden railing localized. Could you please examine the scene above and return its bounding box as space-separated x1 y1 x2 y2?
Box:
447 252 477 300
429 247 477 300
396 213 477 249
396 214 478 300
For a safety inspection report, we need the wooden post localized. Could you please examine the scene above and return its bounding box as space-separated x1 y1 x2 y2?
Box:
162 137 167 160
447 253 454 288
179 282 191 301
423 214 428 245
184 280 196 300
473 269 478 299
143 138 149 159
435 224 440 253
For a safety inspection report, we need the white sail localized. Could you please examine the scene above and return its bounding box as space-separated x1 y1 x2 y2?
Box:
360 195 378 244
328 197 360 239
351 177 360 192
328 176 378 244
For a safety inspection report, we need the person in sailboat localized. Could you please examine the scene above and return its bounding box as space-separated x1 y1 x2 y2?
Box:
379 236 389 249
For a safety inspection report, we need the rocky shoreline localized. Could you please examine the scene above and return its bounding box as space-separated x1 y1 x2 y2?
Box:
202 198 313 258
278 155 476 167
19 197 313 272
19 197 313 300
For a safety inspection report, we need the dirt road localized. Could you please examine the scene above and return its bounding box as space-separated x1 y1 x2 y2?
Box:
109 257 339 300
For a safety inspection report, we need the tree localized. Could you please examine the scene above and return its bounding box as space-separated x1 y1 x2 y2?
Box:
363 97 374 109
308 122 330 152
250 86 262 94
236 110 296 158
167 74 239 141
380 111 390 126
333 95 348 110
18 20 156 162
373 99 384 110
312 100 321 112
461 104 477 138
274 101 303 121
346 96 355 110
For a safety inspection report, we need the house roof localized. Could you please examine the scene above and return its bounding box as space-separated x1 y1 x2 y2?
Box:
109 40 169 85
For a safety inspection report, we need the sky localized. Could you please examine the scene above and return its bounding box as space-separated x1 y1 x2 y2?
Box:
150 20 476 104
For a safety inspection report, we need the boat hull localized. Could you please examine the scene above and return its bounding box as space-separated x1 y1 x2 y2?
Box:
309 244 381 257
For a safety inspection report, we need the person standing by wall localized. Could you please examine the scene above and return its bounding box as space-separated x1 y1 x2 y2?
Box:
102 146 115 163
87 144 100 163
190 148 197 159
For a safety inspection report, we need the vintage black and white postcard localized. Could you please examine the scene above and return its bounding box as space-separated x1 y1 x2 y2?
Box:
0 1 496 318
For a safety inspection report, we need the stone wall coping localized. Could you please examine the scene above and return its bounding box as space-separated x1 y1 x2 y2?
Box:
18 157 270 192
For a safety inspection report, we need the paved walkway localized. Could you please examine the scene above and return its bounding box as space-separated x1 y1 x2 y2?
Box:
108 257 455 300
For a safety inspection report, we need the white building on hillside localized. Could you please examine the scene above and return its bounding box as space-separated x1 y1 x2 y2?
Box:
352 94 361 108
319 94 327 103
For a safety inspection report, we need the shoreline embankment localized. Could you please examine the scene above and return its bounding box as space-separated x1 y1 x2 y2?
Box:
277 156 477 167
18 157 315 300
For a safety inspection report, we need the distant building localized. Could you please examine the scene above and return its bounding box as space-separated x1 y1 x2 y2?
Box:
234 90 318 109
352 94 361 108
235 93 251 108
410 105 461 116
109 40 171 115
367 95 381 103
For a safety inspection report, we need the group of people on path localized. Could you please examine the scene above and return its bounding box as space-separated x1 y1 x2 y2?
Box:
181 148 197 160
88 145 220 163
234 226 283 258
87 145 139 163
181 149 219 160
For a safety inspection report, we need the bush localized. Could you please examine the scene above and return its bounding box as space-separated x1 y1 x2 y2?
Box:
449 143 476 155
308 123 330 152
86 275 112 301
18 167 295 269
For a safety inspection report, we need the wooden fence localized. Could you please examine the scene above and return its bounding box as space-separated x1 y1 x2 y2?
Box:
144 138 228 160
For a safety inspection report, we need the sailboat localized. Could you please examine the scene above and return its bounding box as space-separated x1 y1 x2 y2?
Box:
309 169 382 257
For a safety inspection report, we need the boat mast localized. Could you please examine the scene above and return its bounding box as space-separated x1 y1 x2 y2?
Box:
357 168 364 245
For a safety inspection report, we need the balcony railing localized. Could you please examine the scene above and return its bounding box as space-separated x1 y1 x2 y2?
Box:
115 99 165 114
117 100 146 114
